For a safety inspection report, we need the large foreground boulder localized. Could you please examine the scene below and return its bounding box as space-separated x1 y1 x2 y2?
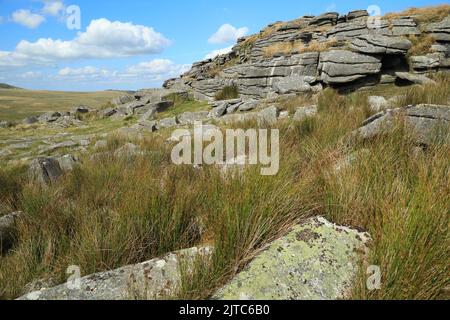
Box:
355 104 450 146
19 246 212 300
214 216 370 300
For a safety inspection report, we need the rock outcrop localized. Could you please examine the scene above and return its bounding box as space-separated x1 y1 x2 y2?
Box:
214 217 370 300
165 10 450 101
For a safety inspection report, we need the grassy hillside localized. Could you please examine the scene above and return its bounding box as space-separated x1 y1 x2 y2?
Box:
0 89 125 121
0 75 448 300
0 83 21 90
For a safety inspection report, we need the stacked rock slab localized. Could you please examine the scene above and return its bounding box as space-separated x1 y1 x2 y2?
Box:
165 10 450 101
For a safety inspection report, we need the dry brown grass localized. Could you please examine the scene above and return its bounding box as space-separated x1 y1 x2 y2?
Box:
384 4 450 25
263 39 338 58
407 34 437 56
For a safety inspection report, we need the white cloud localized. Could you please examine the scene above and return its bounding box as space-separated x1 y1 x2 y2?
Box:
52 59 189 84
0 16 4 24
0 18 172 70
204 46 233 60
12 9 46 29
58 66 102 76
15 18 171 61
208 24 249 44
126 59 189 75
42 1 65 16
20 71 43 79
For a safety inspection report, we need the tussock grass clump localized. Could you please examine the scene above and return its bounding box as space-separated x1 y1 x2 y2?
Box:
384 5 450 25
407 34 436 56
215 85 239 101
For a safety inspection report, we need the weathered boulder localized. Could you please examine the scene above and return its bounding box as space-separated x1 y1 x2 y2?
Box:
178 111 210 125
238 99 259 112
28 157 63 185
368 96 391 112
293 105 318 121
347 10 369 21
272 75 321 94
257 106 279 125
0 121 10 128
355 104 450 146
309 12 339 27
94 140 108 150
100 108 117 118
114 143 141 158
0 211 25 255
38 112 62 123
112 94 135 106
18 246 212 300
350 34 412 54
131 120 158 133
395 72 436 85
22 116 39 125
73 106 91 114
320 50 382 84
214 216 370 300
57 154 77 172
158 117 179 129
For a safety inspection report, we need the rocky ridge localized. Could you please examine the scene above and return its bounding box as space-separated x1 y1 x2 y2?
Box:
164 11 450 99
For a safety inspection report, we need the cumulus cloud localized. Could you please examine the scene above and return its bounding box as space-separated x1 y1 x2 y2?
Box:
53 59 190 83
42 0 65 16
16 18 171 60
204 46 233 60
125 59 190 76
12 9 46 29
208 24 249 44
0 18 172 70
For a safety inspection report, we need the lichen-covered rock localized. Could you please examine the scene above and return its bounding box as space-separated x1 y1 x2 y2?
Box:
57 154 77 171
18 246 212 300
214 217 370 300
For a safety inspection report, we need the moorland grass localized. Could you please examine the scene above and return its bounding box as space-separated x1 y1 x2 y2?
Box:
0 75 448 300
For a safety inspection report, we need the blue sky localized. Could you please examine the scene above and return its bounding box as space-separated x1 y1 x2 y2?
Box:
0 0 446 91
